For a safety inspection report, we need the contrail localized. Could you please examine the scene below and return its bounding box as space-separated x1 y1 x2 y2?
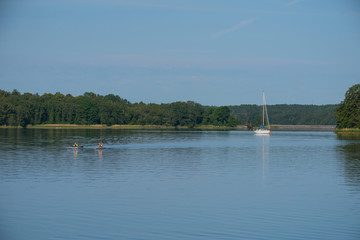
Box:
213 17 257 38
287 0 301 7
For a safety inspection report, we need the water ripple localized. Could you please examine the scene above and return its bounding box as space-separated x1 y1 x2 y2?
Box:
1 130 360 239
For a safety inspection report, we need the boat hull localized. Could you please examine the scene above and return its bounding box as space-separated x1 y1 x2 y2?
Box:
254 129 271 135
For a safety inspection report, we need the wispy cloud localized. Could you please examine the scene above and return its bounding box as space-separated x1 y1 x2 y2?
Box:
287 0 301 7
213 18 257 38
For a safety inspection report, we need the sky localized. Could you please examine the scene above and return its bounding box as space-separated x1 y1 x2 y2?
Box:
0 0 359 106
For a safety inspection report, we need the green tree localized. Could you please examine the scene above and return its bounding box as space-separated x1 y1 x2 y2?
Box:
203 107 217 125
335 84 360 129
187 101 204 128
0 99 15 125
215 106 230 125
168 102 188 126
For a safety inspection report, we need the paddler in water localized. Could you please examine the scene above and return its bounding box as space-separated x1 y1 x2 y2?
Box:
98 142 103 148
73 142 78 147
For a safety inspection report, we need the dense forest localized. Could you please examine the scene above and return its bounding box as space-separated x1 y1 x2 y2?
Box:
229 104 336 126
335 84 360 129
0 90 237 127
0 89 337 128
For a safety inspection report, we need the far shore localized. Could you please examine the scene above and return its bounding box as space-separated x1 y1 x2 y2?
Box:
270 125 336 131
334 128 360 134
0 124 340 131
0 124 238 130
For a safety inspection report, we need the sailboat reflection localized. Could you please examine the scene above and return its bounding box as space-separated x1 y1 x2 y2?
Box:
261 135 270 184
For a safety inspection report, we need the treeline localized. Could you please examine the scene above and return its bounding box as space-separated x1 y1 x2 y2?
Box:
0 90 237 127
335 84 360 129
0 89 337 128
229 104 337 126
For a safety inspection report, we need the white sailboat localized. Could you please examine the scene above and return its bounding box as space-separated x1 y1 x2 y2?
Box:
254 91 271 135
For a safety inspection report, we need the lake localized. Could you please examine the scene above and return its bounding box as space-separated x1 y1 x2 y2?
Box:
0 129 359 240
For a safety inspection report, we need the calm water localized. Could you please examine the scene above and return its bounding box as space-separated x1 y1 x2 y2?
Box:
0 129 359 240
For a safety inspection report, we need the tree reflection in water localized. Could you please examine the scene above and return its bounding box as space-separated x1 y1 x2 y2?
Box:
336 134 360 191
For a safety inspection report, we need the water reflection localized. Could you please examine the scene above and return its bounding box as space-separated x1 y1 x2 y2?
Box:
98 149 103 164
1 129 360 240
73 149 78 160
258 135 270 185
336 134 360 191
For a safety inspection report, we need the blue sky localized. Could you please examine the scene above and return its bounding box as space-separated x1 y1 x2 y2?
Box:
0 0 359 106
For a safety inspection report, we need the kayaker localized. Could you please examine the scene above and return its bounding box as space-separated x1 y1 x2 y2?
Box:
73 142 78 147
98 142 103 148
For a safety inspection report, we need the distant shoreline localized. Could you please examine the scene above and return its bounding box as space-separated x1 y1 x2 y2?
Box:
334 128 360 134
0 124 339 131
0 124 237 130
270 125 336 131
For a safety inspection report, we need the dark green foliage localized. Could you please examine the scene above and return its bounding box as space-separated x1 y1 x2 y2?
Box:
166 101 204 127
0 90 130 127
227 105 260 126
0 90 234 127
229 104 337 126
203 106 237 127
0 89 337 128
268 104 336 125
335 84 360 129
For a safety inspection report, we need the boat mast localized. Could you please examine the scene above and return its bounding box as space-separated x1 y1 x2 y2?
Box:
262 91 265 127
263 91 270 130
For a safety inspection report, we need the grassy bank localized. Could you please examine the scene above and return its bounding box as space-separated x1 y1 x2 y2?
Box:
0 124 339 131
334 128 360 134
0 124 237 130
28 124 176 130
271 125 336 131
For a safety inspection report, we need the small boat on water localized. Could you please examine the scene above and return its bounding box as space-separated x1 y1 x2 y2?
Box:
254 91 271 135
96 142 105 150
67 146 84 150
